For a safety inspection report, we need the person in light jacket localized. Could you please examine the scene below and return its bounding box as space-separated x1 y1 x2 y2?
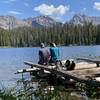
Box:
49 43 60 64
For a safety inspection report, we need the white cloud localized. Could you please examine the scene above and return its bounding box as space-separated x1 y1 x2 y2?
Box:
24 2 29 7
8 11 22 15
34 4 70 16
93 2 100 10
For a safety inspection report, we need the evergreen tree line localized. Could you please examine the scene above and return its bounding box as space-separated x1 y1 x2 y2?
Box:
0 22 100 47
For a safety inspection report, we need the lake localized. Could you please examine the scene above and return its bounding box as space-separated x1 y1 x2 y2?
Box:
0 45 100 87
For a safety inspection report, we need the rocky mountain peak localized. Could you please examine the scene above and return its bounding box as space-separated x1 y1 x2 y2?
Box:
24 15 58 28
70 14 100 25
32 15 57 27
0 15 30 30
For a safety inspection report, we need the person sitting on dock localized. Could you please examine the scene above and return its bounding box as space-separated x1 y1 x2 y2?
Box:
49 43 61 68
38 43 51 65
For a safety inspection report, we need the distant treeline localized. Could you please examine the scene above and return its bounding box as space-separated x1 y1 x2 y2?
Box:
0 22 100 47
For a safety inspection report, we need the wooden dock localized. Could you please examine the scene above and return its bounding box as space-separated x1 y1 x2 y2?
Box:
16 58 100 86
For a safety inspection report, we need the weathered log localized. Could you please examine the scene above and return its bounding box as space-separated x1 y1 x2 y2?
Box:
77 57 100 67
75 62 96 70
95 77 100 82
69 67 100 76
15 67 40 74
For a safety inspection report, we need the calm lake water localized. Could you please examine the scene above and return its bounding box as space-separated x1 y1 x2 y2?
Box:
0 45 100 87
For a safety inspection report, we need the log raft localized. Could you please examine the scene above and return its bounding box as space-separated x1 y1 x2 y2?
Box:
16 58 100 86
17 61 100 86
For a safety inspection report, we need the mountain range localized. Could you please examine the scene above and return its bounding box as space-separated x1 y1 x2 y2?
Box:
0 14 100 30
69 14 100 25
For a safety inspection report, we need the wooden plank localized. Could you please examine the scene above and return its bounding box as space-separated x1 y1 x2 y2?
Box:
77 57 100 67
75 62 96 70
68 67 100 76
24 61 100 86
24 61 56 72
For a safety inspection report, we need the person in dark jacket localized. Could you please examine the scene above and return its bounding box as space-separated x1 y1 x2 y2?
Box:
38 43 50 65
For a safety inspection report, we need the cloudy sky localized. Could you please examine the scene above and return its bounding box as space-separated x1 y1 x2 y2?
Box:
0 0 100 22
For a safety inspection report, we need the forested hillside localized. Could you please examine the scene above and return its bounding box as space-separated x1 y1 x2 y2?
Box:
0 22 100 47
